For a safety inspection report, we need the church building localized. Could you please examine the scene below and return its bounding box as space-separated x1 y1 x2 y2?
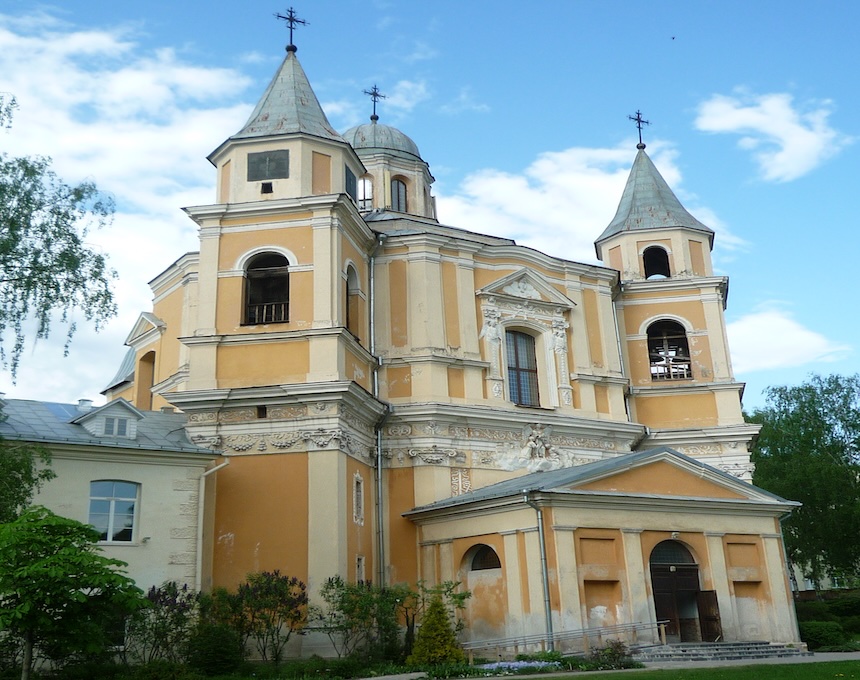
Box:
101 31 801 649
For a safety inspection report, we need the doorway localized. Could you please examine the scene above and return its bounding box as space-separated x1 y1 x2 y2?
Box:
649 540 722 642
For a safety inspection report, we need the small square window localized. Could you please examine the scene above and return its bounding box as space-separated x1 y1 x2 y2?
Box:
261 181 273 194
104 417 129 437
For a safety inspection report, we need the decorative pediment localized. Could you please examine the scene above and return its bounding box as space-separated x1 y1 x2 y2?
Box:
125 312 166 348
476 269 575 311
557 448 782 504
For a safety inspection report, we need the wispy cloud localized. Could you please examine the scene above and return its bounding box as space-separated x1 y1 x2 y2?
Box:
440 86 490 115
727 306 851 374
384 79 430 113
437 141 743 264
695 90 852 182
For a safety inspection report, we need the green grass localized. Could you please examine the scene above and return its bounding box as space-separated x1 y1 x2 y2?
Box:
564 660 860 680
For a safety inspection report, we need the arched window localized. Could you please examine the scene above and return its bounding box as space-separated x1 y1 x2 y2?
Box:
506 330 539 406
643 246 671 279
244 253 289 325
89 480 139 542
647 320 691 380
650 540 696 565
345 265 361 338
471 544 502 571
358 176 373 211
391 178 407 212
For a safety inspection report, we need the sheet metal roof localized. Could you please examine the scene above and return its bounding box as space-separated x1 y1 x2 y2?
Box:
0 398 213 455
230 49 344 144
596 146 714 246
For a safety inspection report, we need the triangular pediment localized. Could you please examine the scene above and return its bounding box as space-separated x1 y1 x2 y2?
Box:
125 312 166 347
477 269 575 309
550 448 777 503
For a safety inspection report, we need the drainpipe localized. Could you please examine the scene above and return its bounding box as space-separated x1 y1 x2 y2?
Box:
523 490 554 651
196 459 230 590
370 233 389 586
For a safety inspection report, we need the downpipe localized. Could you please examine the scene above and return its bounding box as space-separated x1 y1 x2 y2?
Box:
523 490 554 651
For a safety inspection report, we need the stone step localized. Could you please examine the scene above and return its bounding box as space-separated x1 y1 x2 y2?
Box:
633 642 811 662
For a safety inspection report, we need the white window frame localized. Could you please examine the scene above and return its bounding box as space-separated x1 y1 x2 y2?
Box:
89 480 139 543
353 473 364 526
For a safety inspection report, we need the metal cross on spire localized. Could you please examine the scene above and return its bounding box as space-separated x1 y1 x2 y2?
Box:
363 84 386 122
628 110 651 148
275 7 308 52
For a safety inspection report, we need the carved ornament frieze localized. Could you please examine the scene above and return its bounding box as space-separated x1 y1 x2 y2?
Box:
221 428 370 458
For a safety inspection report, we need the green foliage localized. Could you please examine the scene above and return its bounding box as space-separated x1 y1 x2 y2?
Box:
799 620 847 650
406 596 464 666
0 507 144 680
586 639 640 670
0 437 55 523
748 374 860 583
794 600 837 622
124 659 204 680
185 623 244 677
826 595 860 617
0 92 116 378
124 582 201 665
234 571 307 664
315 577 404 660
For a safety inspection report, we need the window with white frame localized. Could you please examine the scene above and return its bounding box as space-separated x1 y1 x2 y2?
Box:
103 416 129 437
353 473 364 525
391 178 407 212
506 330 540 406
89 480 139 542
356 555 366 582
358 176 373 211
647 320 692 380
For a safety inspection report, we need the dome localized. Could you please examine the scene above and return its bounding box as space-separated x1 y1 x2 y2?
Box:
342 120 422 160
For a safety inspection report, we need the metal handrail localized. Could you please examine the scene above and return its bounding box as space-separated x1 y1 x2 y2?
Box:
461 620 669 663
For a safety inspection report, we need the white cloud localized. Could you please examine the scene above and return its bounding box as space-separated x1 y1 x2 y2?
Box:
695 90 852 182
440 87 490 115
384 80 430 113
727 307 851 374
0 12 257 403
437 141 742 264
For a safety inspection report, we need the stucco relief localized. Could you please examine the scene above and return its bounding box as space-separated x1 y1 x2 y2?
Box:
717 463 755 479
221 428 370 458
190 434 221 449
220 408 256 422
489 441 601 472
676 444 722 456
451 468 472 495
387 424 412 436
502 280 542 299
187 411 217 423
408 445 463 465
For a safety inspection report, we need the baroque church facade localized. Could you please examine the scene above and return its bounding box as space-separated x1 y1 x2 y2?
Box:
101 39 801 647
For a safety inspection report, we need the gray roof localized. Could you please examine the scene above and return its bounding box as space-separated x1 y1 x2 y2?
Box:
102 347 135 393
405 446 793 516
230 49 344 144
342 120 422 160
0 398 213 456
595 146 714 247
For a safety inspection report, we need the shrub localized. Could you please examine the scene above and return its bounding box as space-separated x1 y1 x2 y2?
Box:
840 615 860 635
586 640 641 670
827 595 860 617
125 581 201 665
186 623 245 677
406 596 464 666
799 620 847 650
125 659 205 680
794 600 837 622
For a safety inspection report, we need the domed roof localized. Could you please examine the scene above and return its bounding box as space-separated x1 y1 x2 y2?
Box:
342 119 422 160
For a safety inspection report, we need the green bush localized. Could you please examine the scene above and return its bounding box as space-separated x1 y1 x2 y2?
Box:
799 620 847 650
840 615 860 634
186 623 245 677
406 596 464 666
827 595 860 617
794 600 837 622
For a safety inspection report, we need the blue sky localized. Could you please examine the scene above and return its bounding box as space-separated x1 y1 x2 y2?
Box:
0 0 857 409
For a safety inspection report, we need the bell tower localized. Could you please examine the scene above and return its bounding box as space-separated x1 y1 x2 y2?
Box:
596 140 758 478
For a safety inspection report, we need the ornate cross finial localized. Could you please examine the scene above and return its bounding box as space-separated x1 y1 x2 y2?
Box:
275 7 308 52
363 84 386 122
628 110 650 148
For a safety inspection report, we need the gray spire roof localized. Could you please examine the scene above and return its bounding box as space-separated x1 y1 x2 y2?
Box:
231 49 345 144
596 146 714 246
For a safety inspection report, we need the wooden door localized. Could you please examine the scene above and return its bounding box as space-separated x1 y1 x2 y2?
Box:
696 590 722 642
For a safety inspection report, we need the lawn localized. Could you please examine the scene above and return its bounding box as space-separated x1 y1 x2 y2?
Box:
570 660 859 680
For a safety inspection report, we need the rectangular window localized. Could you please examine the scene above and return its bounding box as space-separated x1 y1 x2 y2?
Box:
104 417 128 437
345 166 357 201
356 555 366 583
89 481 139 542
506 331 540 406
247 150 290 181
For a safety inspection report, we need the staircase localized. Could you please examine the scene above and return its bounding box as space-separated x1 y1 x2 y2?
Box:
633 641 811 663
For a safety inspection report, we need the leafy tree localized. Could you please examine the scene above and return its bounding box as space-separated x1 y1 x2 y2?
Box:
406 595 464 666
236 571 307 664
748 374 860 585
0 434 55 522
0 93 116 378
0 506 144 680
124 581 201 664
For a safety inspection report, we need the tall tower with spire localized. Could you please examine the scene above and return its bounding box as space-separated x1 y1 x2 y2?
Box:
595 140 758 474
